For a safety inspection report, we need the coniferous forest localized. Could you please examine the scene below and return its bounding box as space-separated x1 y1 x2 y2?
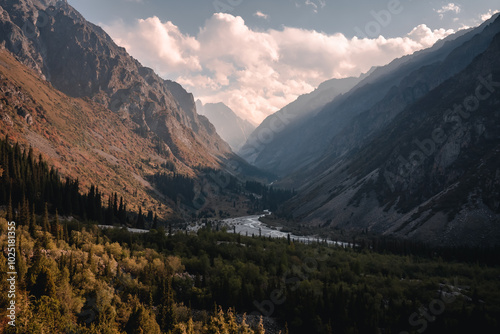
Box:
1 136 500 333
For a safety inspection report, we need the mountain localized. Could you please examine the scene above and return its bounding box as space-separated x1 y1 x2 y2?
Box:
0 0 266 219
196 100 255 151
0 47 178 217
280 16 500 247
0 0 231 168
239 74 365 165
241 16 499 178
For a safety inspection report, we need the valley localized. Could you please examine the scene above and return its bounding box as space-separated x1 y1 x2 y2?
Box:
0 0 499 333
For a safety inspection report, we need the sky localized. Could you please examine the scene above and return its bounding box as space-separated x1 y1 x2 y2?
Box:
67 0 499 124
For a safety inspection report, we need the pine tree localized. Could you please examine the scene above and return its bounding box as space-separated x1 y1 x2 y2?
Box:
205 306 229 334
87 246 94 268
19 196 30 225
125 304 162 334
152 213 158 230
6 193 13 222
118 197 126 224
63 222 69 243
42 202 50 233
32 267 57 299
51 209 60 240
16 233 27 285
113 193 118 217
29 203 37 237
158 277 176 332
137 207 145 229
105 194 114 225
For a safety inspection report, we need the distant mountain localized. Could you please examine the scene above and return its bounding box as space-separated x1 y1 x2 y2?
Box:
196 100 255 151
280 15 500 247
241 16 499 177
239 74 366 164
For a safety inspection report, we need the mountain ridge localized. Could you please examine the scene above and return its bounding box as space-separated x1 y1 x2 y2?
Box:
281 21 500 246
241 15 500 178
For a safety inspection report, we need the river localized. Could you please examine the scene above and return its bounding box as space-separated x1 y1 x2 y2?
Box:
219 214 349 246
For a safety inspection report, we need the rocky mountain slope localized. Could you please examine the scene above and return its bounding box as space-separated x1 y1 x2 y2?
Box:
0 0 268 220
0 48 175 217
242 16 499 178
0 0 231 168
282 21 500 247
196 100 255 151
240 74 364 169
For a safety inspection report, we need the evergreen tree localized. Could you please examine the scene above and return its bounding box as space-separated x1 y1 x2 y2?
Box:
6 193 13 222
16 233 27 286
152 213 158 230
51 209 60 240
32 267 57 299
42 202 50 233
137 207 145 229
63 222 69 243
29 203 37 237
113 192 118 217
158 277 176 332
87 247 94 268
125 304 161 334
19 196 30 225
205 306 229 334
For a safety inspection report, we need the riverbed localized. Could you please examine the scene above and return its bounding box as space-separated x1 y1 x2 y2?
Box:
218 214 349 246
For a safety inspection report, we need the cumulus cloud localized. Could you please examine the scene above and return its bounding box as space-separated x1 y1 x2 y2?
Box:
435 3 461 19
104 17 201 73
103 14 454 124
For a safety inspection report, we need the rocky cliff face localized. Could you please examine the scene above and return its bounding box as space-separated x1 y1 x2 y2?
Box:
0 0 231 168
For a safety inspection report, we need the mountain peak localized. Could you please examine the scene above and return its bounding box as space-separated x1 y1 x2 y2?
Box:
195 100 255 151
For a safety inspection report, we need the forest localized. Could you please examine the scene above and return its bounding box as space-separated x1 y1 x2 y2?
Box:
1 137 500 333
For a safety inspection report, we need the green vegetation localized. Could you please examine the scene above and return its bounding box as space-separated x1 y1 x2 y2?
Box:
149 172 196 205
245 181 295 211
1 137 500 334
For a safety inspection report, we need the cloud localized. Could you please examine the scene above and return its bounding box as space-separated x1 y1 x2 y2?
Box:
435 3 461 19
254 11 269 20
304 0 326 13
103 14 454 124
103 17 201 74
480 9 500 22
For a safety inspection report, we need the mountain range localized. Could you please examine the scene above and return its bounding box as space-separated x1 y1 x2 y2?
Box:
246 14 500 246
1 0 499 246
